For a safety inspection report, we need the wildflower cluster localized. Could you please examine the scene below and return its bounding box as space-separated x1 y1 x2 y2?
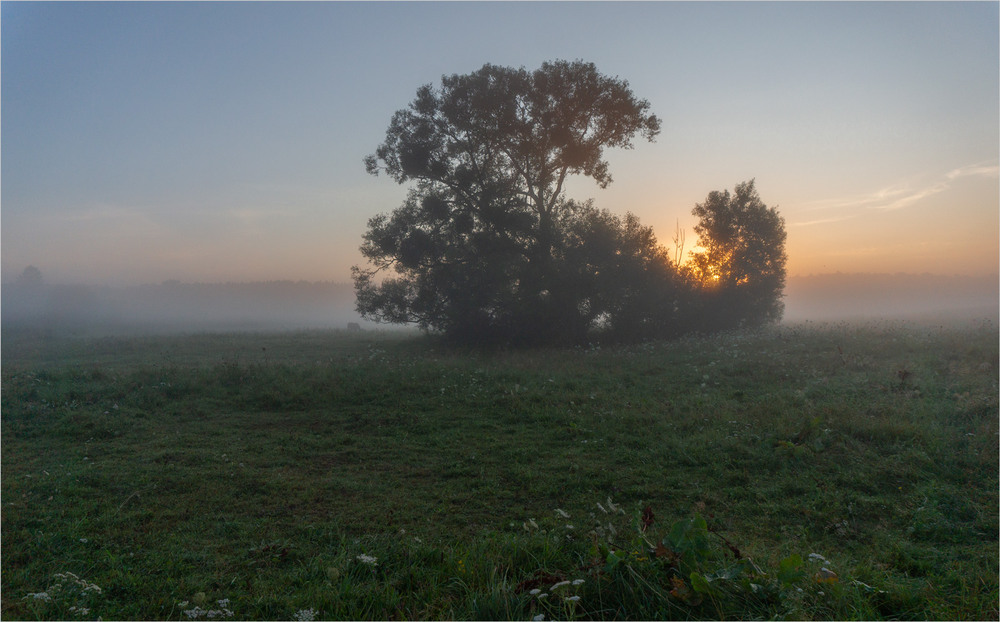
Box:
179 598 235 619
291 607 319 621
525 578 587 620
356 553 378 567
22 572 102 617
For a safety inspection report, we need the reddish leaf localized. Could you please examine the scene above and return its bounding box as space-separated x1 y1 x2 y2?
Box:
641 506 655 532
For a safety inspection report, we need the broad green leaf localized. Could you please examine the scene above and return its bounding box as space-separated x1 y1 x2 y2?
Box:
690 571 717 596
777 553 805 585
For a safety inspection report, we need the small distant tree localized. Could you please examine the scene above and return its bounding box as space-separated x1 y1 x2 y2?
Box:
689 180 787 328
355 60 661 345
15 265 44 289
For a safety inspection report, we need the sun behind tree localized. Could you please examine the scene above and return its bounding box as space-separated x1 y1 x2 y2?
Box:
689 179 788 329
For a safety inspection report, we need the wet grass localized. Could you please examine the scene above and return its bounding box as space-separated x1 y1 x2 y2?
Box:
2 320 997 619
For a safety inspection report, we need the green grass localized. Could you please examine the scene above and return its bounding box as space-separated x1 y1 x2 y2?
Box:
2 320 997 620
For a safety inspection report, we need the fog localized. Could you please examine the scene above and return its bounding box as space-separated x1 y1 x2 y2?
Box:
0 279 369 335
1 272 996 336
783 273 999 323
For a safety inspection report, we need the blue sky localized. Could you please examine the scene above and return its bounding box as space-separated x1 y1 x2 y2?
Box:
3 1 997 285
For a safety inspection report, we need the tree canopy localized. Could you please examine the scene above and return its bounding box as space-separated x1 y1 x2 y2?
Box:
353 60 786 345
355 60 662 344
688 179 788 329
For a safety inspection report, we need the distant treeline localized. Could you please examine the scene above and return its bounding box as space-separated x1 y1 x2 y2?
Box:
783 273 999 322
1 279 363 333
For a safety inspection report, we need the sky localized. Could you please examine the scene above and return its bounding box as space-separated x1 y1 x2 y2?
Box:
3 1 998 286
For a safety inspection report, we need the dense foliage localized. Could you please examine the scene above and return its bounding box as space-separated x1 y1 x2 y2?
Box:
354 60 787 345
689 179 788 331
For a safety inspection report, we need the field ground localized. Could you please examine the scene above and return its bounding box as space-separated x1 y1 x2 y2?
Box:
2 319 997 620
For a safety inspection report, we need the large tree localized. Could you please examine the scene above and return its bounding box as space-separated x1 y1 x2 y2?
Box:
355 60 661 344
689 179 787 328
558 205 693 342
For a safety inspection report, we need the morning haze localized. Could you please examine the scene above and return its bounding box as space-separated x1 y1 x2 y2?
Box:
3 5 998 618
2 2 997 317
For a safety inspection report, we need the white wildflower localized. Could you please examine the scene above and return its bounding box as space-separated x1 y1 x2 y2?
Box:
572 579 585 585
551 580 571 590
217 599 229 608
292 608 318 621
555 509 570 518
356 554 378 567
537 593 549 600
564 595 581 602
532 615 545 621
24 592 52 602
596 502 608 514
807 553 829 564
529 588 542 595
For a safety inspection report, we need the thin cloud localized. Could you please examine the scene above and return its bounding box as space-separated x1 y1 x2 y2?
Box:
800 160 999 215
791 215 857 227
871 181 949 211
945 162 999 180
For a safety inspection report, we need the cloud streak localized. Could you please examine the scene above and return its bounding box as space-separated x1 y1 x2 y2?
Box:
792 160 999 227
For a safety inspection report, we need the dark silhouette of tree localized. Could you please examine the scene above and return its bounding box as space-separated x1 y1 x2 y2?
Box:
355 60 661 345
15 265 44 289
689 180 787 329
558 204 694 342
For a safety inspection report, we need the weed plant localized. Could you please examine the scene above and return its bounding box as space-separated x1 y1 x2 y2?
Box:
2 320 997 619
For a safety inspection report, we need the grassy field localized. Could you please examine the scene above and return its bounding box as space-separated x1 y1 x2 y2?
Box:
2 319 997 620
